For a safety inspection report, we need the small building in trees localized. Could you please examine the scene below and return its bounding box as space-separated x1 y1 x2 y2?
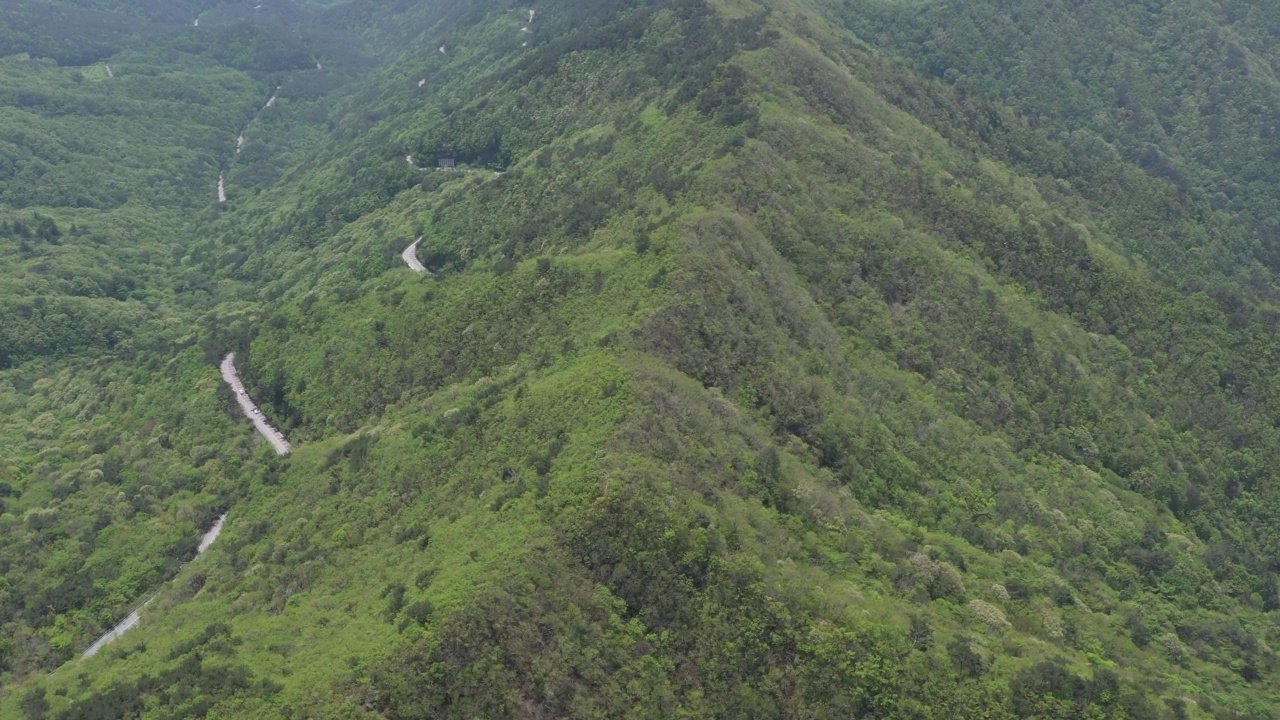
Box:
438 158 456 170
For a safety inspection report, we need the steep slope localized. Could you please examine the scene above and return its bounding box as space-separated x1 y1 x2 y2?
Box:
7 1 1280 719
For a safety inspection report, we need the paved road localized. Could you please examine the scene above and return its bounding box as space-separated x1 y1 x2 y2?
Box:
197 513 228 554
233 86 281 158
402 236 428 273
82 594 154 658
81 512 229 659
220 353 292 455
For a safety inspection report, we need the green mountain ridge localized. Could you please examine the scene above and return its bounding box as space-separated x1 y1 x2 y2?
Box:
5 0 1280 717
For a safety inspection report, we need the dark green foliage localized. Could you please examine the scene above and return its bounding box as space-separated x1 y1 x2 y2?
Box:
51 651 276 720
947 636 987 679
20 688 48 720
395 522 431 549
381 582 407 623
1008 662 1153 720
398 599 434 630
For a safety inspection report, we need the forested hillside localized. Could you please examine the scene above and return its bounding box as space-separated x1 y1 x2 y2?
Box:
6 0 1280 718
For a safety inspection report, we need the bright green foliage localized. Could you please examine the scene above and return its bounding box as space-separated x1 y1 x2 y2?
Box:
7 0 1280 718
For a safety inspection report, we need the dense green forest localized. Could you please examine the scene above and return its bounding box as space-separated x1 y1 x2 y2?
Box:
6 0 1280 717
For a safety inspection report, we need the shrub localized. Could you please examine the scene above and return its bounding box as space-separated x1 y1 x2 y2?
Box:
968 599 1010 629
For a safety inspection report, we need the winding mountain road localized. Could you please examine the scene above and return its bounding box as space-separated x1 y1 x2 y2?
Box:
78 53 302 671
82 355 281 659
220 353 293 455
231 86 281 164
81 512 229 659
402 236 428 273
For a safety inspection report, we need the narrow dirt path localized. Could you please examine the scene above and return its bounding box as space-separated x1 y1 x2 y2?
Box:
220 353 293 455
402 236 429 273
